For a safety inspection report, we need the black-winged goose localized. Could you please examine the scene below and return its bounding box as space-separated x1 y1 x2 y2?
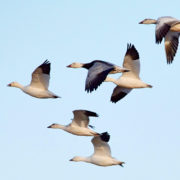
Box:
7 60 60 98
104 44 152 103
47 110 99 136
70 132 125 167
67 60 129 92
139 16 180 64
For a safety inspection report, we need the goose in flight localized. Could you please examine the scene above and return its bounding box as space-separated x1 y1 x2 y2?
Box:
104 44 152 103
67 60 129 92
7 60 60 98
47 110 99 136
139 16 180 64
70 132 125 167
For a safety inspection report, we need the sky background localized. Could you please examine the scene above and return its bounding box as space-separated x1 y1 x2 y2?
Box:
1 0 180 179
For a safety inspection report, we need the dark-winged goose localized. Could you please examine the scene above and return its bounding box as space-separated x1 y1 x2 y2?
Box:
139 16 180 64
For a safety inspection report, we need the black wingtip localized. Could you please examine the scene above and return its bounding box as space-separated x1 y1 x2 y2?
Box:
100 132 110 142
111 91 127 103
119 162 125 167
89 125 95 129
39 60 51 74
53 95 60 98
84 110 99 117
126 44 139 60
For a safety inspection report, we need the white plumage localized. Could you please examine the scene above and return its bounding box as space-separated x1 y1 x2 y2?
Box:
104 44 152 103
70 132 125 167
47 110 99 136
8 60 60 98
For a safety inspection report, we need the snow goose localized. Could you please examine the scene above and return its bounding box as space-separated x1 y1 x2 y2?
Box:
47 110 99 136
104 44 152 103
139 16 180 64
70 132 125 167
67 60 129 92
7 60 60 98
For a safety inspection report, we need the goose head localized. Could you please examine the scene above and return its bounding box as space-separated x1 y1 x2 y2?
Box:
47 123 60 128
139 18 157 24
7 81 23 89
67 62 84 68
69 156 87 162
47 123 65 129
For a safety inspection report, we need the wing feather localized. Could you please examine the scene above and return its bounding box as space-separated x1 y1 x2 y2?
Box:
85 61 114 92
165 32 179 64
122 44 140 79
72 110 98 127
91 132 111 157
30 60 50 90
111 86 132 103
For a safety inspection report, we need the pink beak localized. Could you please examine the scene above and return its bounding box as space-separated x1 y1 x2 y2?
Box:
66 64 72 68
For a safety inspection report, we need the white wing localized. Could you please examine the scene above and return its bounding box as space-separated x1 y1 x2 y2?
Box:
165 31 179 64
91 132 111 157
122 44 140 79
71 110 98 127
30 60 50 90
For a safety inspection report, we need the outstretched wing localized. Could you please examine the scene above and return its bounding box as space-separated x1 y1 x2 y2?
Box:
165 31 179 64
71 110 98 127
85 61 114 92
122 44 140 79
30 60 50 90
111 86 132 103
91 132 111 157
156 17 178 44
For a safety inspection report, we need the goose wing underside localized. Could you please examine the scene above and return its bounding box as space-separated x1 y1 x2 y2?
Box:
165 31 179 64
122 44 140 79
111 86 132 103
91 133 111 157
85 61 114 92
30 60 50 90
156 17 179 43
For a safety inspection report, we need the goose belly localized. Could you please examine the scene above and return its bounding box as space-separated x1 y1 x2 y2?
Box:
23 87 52 98
66 126 94 136
91 156 115 166
117 78 147 88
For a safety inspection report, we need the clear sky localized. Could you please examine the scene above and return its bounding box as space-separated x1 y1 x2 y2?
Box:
1 0 180 180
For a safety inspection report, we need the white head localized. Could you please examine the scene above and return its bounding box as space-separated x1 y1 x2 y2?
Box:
69 156 88 162
67 62 84 68
7 81 23 89
47 123 64 129
139 18 157 24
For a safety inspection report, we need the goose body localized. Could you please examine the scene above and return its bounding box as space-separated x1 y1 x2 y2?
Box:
48 110 99 136
105 44 152 103
70 132 125 167
67 60 129 92
7 60 59 98
139 16 180 63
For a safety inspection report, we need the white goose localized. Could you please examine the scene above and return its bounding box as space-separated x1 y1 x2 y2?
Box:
104 44 152 103
67 60 129 92
47 110 99 136
139 16 180 64
7 60 60 98
70 132 125 167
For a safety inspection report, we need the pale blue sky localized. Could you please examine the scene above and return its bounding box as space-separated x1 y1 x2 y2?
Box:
1 0 180 180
